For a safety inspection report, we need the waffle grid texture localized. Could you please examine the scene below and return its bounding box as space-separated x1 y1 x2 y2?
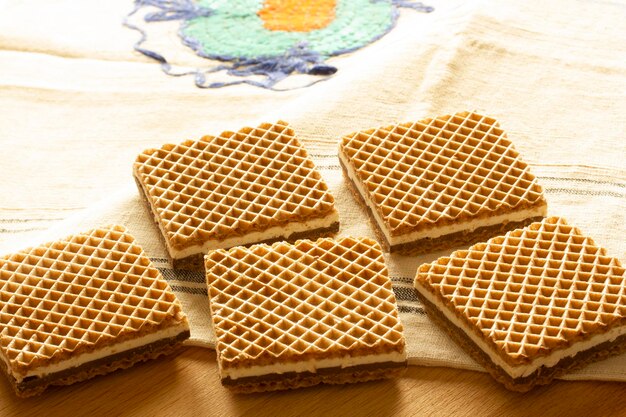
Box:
205 237 405 371
339 111 546 236
134 121 337 251
0 225 187 375
415 217 626 366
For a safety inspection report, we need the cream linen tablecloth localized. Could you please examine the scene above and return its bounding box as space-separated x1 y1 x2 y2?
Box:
1 0 625 381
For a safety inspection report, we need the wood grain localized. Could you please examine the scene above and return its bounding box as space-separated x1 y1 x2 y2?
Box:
1 347 624 417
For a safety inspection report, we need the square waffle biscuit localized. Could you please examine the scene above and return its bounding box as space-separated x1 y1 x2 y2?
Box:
0 225 190 397
414 217 626 391
339 111 547 254
134 121 339 270
205 237 407 393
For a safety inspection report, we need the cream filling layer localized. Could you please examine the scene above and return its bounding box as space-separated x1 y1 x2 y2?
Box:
170 211 339 259
222 350 407 380
415 284 626 378
7 322 189 383
338 152 547 246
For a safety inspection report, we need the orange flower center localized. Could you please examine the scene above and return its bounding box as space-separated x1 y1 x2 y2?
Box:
258 0 337 32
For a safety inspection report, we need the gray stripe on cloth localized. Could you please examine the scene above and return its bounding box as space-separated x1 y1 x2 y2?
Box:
0 227 48 234
157 267 206 284
393 285 420 302
398 305 426 315
170 285 208 296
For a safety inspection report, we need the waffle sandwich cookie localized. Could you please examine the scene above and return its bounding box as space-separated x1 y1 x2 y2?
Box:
0 226 190 397
134 121 339 270
205 237 407 393
414 217 626 391
339 111 547 254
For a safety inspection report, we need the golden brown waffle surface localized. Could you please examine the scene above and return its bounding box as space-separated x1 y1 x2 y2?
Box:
415 217 626 366
134 121 337 251
205 237 405 371
0 225 187 375
339 111 546 236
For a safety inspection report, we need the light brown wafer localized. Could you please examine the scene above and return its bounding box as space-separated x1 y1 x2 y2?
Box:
0 225 189 397
134 121 339 269
339 111 547 254
414 217 626 391
205 237 407 392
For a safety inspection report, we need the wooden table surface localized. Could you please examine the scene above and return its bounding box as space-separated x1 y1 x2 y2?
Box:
1 347 625 417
